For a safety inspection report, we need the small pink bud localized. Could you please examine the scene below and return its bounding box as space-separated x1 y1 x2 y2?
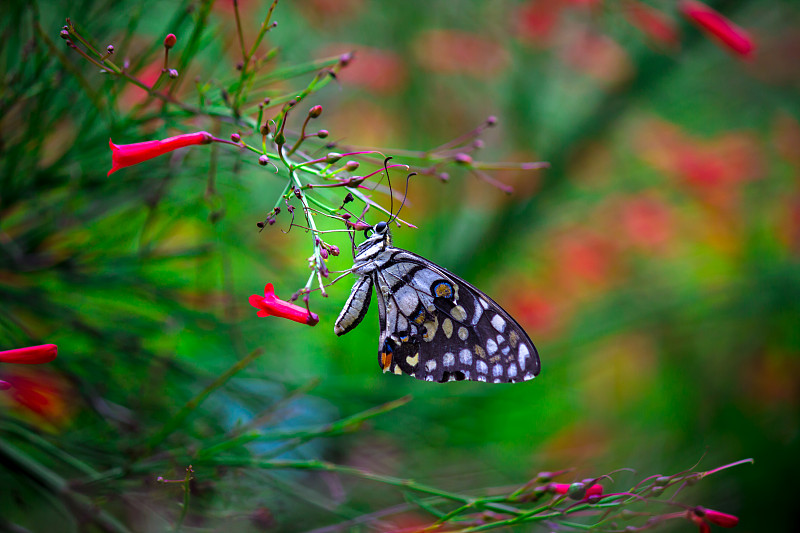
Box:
325 152 342 163
317 130 329 139
164 33 177 49
60 30 69 40
258 155 269 166
341 213 351 220
330 245 340 256
339 52 354 66
472 139 484 149
168 69 178 79
264 97 271 105
487 115 498 126
454 153 473 165
231 133 241 142
106 45 114 54
309 105 323 118
344 161 360 171
320 248 329 259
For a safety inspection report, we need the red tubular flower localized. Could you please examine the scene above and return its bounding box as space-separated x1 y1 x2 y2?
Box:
0 344 57 365
703 509 739 528
108 131 214 176
249 283 320 326
679 0 755 57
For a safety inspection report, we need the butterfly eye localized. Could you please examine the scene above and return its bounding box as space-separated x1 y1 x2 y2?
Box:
374 221 387 234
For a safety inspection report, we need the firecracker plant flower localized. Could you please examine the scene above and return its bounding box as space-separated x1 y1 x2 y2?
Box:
0 344 58 390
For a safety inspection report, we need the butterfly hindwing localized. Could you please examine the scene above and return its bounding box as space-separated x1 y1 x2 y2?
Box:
373 250 540 383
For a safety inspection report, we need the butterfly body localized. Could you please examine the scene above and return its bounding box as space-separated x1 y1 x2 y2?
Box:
335 222 540 383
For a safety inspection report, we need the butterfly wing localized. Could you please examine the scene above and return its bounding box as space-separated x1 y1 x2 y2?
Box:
373 249 540 383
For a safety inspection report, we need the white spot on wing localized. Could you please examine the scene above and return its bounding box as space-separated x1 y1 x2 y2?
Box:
425 359 437 372
486 339 498 355
480 299 489 310
491 314 506 333
472 299 483 325
476 360 488 374
477 375 487 382
425 375 434 381
492 364 503 377
443 352 455 367
524 373 535 381
518 344 530 368
458 326 468 340
508 365 518 378
459 349 472 365
502 346 510 355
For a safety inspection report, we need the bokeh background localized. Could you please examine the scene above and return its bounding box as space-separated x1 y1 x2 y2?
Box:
1 0 799 531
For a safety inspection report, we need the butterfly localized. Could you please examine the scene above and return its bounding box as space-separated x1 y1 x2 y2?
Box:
334 220 540 383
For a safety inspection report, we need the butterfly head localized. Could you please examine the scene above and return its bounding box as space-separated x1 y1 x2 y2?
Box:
355 220 392 259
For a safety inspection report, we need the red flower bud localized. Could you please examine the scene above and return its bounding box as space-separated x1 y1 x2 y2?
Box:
317 130 329 139
309 105 323 118
0 344 58 365
679 1 754 57
108 131 213 176
164 33 177 49
249 284 319 326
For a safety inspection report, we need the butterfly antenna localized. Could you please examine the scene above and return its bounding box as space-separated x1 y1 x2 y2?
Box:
383 156 394 221
388 172 416 226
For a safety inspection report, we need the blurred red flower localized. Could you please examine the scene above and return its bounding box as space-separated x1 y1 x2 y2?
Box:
635 119 764 208
623 0 680 50
249 283 320 326
619 194 674 251
0 344 57 365
561 30 633 86
516 0 564 47
412 29 509 77
0 366 74 430
680 0 755 57
108 131 214 176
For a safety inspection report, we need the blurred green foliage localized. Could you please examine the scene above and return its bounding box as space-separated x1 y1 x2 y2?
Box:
1 0 799 531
